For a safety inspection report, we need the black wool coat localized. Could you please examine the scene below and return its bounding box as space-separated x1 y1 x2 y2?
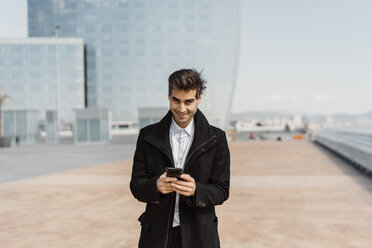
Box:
130 109 230 248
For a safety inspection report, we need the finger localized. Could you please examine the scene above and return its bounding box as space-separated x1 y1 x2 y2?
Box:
173 180 193 188
159 177 175 184
159 182 173 188
163 188 173 193
180 174 195 182
172 183 192 192
173 188 192 196
159 184 172 189
164 177 178 182
159 186 173 193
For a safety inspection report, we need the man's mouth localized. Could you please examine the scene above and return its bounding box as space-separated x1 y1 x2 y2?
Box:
176 112 188 117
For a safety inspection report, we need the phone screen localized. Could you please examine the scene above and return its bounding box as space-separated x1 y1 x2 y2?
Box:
166 167 183 180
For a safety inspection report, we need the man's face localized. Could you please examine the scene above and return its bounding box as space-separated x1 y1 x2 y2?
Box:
168 89 201 128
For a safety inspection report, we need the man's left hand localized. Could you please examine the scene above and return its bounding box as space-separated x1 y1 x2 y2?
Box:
171 173 196 197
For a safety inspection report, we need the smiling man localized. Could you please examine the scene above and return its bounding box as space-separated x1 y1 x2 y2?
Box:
130 69 231 248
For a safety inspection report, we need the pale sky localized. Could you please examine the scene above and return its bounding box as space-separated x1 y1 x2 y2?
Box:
236 0 372 115
1 0 371 115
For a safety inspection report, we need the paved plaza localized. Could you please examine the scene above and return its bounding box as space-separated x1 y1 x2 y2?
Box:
0 143 135 183
1 141 372 247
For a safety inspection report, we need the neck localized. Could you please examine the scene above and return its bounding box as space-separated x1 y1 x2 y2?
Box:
173 117 192 129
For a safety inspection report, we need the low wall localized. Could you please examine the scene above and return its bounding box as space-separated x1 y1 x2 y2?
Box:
314 128 372 173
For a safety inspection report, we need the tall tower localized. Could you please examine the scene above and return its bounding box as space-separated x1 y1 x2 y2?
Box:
28 0 239 128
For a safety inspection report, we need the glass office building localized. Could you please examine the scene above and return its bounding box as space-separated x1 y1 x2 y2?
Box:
0 38 85 125
28 0 239 128
2 110 39 143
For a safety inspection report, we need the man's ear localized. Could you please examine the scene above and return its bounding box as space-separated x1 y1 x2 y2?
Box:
197 93 202 103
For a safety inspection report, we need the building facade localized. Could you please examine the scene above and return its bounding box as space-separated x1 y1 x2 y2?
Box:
0 38 85 125
28 0 239 128
2 110 39 143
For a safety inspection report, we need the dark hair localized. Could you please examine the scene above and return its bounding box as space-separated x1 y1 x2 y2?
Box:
168 69 207 99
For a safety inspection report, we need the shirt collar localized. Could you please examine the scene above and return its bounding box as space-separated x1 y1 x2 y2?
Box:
170 117 194 137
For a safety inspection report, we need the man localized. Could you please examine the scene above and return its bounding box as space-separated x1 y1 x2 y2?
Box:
130 69 230 248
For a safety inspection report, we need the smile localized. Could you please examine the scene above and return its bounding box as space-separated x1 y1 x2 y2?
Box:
176 112 188 117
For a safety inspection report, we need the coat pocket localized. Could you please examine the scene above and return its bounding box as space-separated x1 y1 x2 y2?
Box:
203 217 220 248
138 212 152 231
138 211 154 248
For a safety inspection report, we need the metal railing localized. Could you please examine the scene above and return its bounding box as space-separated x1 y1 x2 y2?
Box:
314 128 372 173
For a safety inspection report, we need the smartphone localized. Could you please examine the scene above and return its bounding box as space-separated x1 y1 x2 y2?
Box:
166 167 183 180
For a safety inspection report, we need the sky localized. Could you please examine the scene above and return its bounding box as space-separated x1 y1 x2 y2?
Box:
236 0 372 115
0 0 371 115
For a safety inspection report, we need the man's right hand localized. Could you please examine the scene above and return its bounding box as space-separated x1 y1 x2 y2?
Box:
157 172 177 194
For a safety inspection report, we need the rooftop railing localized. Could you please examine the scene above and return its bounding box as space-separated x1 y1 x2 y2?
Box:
314 128 372 173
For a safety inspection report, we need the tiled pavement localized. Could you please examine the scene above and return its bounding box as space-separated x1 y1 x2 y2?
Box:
1 141 372 248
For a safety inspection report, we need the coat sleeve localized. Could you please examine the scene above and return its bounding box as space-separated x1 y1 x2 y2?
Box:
130 130 165 203
187 131 230 208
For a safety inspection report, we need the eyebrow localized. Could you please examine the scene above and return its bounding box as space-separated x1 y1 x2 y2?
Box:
171 96 195 102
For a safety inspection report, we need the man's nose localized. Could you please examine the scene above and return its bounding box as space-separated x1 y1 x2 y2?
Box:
178 103 186 112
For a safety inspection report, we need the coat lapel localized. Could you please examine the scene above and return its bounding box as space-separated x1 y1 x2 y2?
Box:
184 109 216 170
143 110 175 167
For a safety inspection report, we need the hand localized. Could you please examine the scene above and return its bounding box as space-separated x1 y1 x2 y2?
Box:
171 174 196 197
157 172 177 194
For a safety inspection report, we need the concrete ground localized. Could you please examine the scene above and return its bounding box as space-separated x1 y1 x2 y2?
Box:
0 141 372 247
0 143 135 183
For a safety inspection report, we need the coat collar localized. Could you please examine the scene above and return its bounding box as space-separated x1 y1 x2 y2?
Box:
144 109 215 166
188 109 215 155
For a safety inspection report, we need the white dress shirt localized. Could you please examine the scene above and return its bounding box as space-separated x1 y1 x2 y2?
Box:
169 117 195 227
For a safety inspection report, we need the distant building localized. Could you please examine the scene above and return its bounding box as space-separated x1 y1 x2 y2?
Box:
0 38 85 139
28 0 239 128
138 107 168 129
2 110 39 143
0 38 84 121
74 107 111 143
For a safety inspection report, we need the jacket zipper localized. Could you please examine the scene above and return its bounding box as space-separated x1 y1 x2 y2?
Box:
183 134 216 171
164 134 217 248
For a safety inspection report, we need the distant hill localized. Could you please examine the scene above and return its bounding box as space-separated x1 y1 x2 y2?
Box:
231 110 372 123
230 111 294 120
331 113 359 122
329 111 372 122
362 111 372 118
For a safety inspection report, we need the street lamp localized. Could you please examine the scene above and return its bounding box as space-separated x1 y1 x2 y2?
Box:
0 84 13 136
54 25 61 143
